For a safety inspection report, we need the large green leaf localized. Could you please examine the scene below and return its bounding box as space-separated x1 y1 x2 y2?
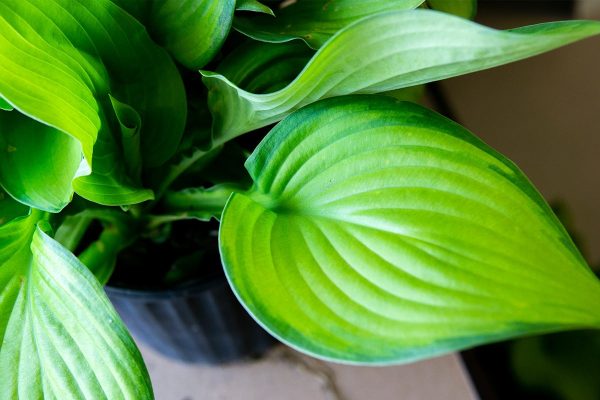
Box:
0 0 185 209
234 0 424 49
0 210 152 398
219 96 600 363
202 10 600 143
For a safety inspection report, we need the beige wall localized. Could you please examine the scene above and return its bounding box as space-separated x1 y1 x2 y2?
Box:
577 0 600 19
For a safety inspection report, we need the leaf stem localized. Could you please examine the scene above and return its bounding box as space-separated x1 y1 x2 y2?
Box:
153 144 224 202
78 222 138 285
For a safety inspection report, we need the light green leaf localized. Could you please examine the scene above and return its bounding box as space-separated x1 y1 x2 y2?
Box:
202 10 600 143
0 97 13 111
236 0 274 16
217 40 314 93
426 0 476 20
0 111 86 213
0 1 100 168
233 0 424 49
0 209 152 398
110 95 143 184
219 96 600 363
1 0 185 209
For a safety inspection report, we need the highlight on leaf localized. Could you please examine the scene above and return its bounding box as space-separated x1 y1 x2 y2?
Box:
0 0 185 210
219 95 600 363
203 10 600 143
236 0 274 16
233 0 424 49
117 0 237 69
0 209 152 399
1 0 599 397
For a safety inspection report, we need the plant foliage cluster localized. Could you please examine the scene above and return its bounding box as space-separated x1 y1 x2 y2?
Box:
1 0 600 398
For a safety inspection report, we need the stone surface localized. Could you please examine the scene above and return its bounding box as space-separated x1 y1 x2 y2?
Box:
139 341 477 400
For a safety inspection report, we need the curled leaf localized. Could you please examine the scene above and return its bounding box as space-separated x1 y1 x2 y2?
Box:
203 10 600 143
234 0 424 49
0 0 185 209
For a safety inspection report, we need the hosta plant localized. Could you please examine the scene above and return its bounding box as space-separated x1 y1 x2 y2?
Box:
1 0 600 398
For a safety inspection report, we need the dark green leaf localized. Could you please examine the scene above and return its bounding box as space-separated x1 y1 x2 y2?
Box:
427 0 477 20
152 146 222 201
78 221 137 285
236 0 274 16
511 331 600 399
110 95 143 184
217 40 314 93
0 97 13 111
54 213 94 253
120 0 236 69
383 85 425 103
0 189 28 225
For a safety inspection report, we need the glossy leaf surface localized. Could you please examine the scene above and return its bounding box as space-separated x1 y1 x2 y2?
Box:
236 0 274 16
0 210 152 398
203 10 600 143
217 40 314 93
143 0 236 69
219 96 600 363
0 111 84 212
234 0 424 49
0 0 185 209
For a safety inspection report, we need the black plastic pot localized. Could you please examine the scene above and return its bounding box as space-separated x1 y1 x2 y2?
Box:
105 275 274 364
